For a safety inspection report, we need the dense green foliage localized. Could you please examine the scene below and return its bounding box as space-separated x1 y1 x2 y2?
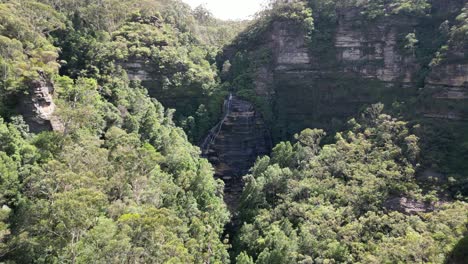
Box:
0 1 63 113
0 0 467 263
0 80 230 262
46 0 246 143
235 105 468 263
222 0 468 192
358 0 431 19
223 4 468 262
431 3 468 66
0 0 240 262
0 0 246 142
231 1 314 49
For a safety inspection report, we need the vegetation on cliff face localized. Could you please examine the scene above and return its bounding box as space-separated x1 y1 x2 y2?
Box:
234 104 467 263
0 1 63 114
431 3 468 66
221 1 468 262
0 0 242 134
359 0 431 19
45 0 247 143
220 0 468 192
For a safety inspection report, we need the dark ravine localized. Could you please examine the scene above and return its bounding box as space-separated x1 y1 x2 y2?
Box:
201 95 271 211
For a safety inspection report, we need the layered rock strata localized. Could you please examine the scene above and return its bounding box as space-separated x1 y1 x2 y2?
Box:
18 74 62 133
424 46 467 120
222 3 467 141
203 96 271 210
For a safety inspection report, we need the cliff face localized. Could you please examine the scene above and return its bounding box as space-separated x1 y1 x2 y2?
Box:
424 41 467 120
333 8 420 83
249 13 419 87
203 96 271 210
223 2 467 141
243 17 420 141
18 74 62 133
424 61 468 120
120 59 153 81
119 1 467 198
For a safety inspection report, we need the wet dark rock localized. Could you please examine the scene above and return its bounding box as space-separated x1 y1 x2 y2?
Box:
202 96 271 211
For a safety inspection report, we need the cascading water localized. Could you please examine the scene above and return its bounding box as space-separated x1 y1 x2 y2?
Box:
200 93 233 156
200 93 271 211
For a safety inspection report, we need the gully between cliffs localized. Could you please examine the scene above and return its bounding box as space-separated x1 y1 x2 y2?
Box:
201 94 271 212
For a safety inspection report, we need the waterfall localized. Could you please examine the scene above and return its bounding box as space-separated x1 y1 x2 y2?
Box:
200 93 233 155
200 94 271 212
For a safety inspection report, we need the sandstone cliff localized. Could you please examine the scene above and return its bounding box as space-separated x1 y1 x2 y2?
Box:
424 2 467 121
203 96 271 210
18 73 62 133
221 1 467 141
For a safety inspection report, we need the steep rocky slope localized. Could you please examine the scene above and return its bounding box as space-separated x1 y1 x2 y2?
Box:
223 1 467 140
202 95 271 210
17 74 63 133
424 2 468 120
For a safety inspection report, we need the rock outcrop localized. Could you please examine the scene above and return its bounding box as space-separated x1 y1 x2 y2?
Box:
235 17 420 141
334 8 420 83
424 43 467 121
383 196 442 215
120 59 152 81
246 12 420 96
119 1 467 204
203 96 271 210
18 74 62 133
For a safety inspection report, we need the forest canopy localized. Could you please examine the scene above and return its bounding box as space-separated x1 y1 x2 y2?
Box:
0 0 467 263
0 0 240 262
234 104 468 263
